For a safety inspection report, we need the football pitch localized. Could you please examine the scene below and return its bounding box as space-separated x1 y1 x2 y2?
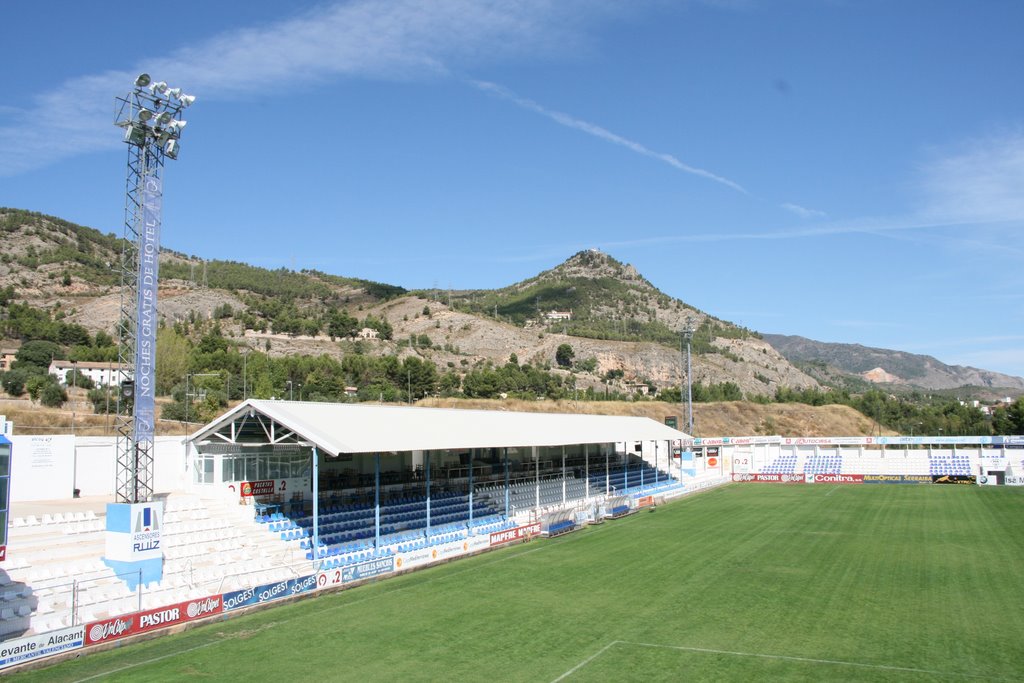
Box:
12 484 1024 682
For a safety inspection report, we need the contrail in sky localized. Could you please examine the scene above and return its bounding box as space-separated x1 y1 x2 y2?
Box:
471 79 747 194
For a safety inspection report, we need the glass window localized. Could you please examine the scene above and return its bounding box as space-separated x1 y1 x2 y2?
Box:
203 456 214 484
246 457 259 482
0 451 9 477
222 457 234 483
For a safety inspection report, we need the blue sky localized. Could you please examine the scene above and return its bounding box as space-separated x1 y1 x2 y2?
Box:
2 0 1023 378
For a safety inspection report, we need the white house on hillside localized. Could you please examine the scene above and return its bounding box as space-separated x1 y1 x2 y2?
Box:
48 360 122 387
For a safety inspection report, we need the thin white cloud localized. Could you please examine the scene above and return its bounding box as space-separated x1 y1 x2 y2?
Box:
917 128 1024 224
780 202 826 219
591 216 1020 251
0 0 614 176
471 80 747 194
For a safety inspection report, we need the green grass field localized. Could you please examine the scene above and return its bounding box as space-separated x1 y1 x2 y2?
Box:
12 484 1024 682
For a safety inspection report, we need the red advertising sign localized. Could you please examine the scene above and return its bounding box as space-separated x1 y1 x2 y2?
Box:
240 480 275 497
85 595 222 645
732 473 805 483
489 523 541 547
0 545 6 562
806 473 864 484
637 496 655 508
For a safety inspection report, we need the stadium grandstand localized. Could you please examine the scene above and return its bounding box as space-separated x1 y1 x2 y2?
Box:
0 402 1020 672
0 401 710 669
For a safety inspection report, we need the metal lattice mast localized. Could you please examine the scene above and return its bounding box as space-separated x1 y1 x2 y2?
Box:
113 74 194 503
682 316 695 436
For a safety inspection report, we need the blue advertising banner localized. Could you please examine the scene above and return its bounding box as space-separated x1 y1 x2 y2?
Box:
286 574 318 597
222 574 318 613
342 557 395 583
134 175 161 448
223 579 286 612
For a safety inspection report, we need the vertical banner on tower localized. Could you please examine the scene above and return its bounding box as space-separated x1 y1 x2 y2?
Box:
134 175 161 448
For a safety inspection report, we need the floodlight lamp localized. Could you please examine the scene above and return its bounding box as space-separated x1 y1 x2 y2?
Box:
157 111 173 125
135 73 151 88
138 108 154 122
164 139 179 159
150 81 168 94
124 125 147 145
167 87 182 99
167 119 187 133
179 94 196 107
156 129 172 145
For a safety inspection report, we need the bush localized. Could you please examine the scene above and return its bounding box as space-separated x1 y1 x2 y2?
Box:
555 343 575 368
14 340 63 371
65 368 95 390
1 369 29 397
160 400 187 421
88 387 113 414
39 382 67 407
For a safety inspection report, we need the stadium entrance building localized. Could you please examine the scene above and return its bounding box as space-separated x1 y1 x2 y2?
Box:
187 399 687 550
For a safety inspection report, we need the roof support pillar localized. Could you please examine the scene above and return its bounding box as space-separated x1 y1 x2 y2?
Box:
468 448 474 530
640 443 645 489
605 447 610 496
534 446 540 514
503 448 509 518
312 446 320 568
425 450 432 538
374 453 380 552
584 444 589 500
561 446 566 505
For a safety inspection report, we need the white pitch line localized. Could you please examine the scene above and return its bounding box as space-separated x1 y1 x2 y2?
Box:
825 485 840 497
550 641 622 683
603 641 1014 682
71 637 225 683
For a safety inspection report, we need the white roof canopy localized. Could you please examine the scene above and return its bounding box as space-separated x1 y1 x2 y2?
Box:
189 399 689 457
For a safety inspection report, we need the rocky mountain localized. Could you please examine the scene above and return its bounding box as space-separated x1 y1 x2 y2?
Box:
763 333 1024 394
6 207 1017 400
0 209 820 398
437 249 820 396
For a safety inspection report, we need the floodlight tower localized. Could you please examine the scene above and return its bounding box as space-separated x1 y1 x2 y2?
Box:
681 317 696 435
113 73 195 503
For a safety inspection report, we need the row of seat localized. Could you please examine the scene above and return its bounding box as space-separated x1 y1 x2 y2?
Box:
294 494 474 529
11 510 98 527
758 451 985 476
545 519 575 535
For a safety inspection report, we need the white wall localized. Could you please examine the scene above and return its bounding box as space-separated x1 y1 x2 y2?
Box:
10 435 76 502
10 435 187 502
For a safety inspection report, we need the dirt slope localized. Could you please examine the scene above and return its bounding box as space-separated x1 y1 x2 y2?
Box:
418 398 890 437
2 394 886 438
